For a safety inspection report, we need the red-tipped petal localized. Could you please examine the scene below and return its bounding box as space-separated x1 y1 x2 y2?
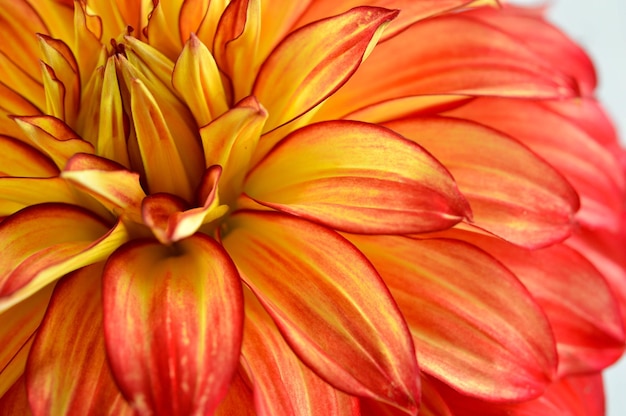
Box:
102 235 243 416
0 204 128 311
386 117 579 248
223 211 419 413
26 264 133 415
246 121 470 234
349 234 557 401
253 6 398 132
242 289 361 416
13 115 93 169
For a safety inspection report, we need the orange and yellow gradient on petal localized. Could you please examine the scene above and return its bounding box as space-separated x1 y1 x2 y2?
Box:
0 1 624 415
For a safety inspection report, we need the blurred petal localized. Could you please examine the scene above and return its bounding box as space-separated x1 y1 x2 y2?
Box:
0 204 128 311
0 376 31 416
242 289 361 416
214 369 255 416
26 264 133 415
103 235 243 416
386 117 579 248
0 177 78 217
246 121 470 234
349 234 557 401
223 211 419 413
253 6 398 132
446 230 625 376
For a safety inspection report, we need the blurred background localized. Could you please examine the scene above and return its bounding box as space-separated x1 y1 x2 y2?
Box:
510 0 626 414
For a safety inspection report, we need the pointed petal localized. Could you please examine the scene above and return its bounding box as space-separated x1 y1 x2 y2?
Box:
213 0 261 101
242 289 361 416
223 211 419 413
348 234 557 401
26 264 133 415
199 96 267 205
386 117 579 248
246 120 470 234
13 115 94 170
173 34 228 126
253 6 398 132
450 230 625 376
102 235 243 416
129 78 194 200
0 204 128 312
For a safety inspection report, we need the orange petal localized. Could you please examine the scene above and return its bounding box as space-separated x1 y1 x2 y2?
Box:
444 97 625 232
246 120 470 234
0 376 32 416
0 135 58 177
12 115 94 170
296 0 499 42
242 289 361 415
0 177 81 217
349 234 557 401
62 153 146 222
0 204 128 311
173 33 229 126
198 96 267 205
465 5 596 95
102 235 243 416
0 286 53 397
448 230 625 376
386 117 579 248
26 264 133 415
435 373 605 416
214 369 255 416
318 11 577 120
223 211 419 413
213 0 261 102
253 6 398 132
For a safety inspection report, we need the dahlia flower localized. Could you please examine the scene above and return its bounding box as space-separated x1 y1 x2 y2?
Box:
0 0 625 414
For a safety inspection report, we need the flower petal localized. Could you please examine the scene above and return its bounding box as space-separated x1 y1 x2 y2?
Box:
173 33 229 126
102 235 243 416
447 230 625 376
444 97 625 232
242 289 361 416
213 0 261 102
0 204 128 311
26 264 133 415
348 234 557 401
253 6 398 132
318 11 578 120
12 115 94 170
246 120 470 234
0 135 57 178
386 117 579 248
0 177 78 217
0 376 31 416
223 211 419 413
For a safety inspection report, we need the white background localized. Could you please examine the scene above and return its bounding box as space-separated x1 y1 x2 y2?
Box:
510 1 626 414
